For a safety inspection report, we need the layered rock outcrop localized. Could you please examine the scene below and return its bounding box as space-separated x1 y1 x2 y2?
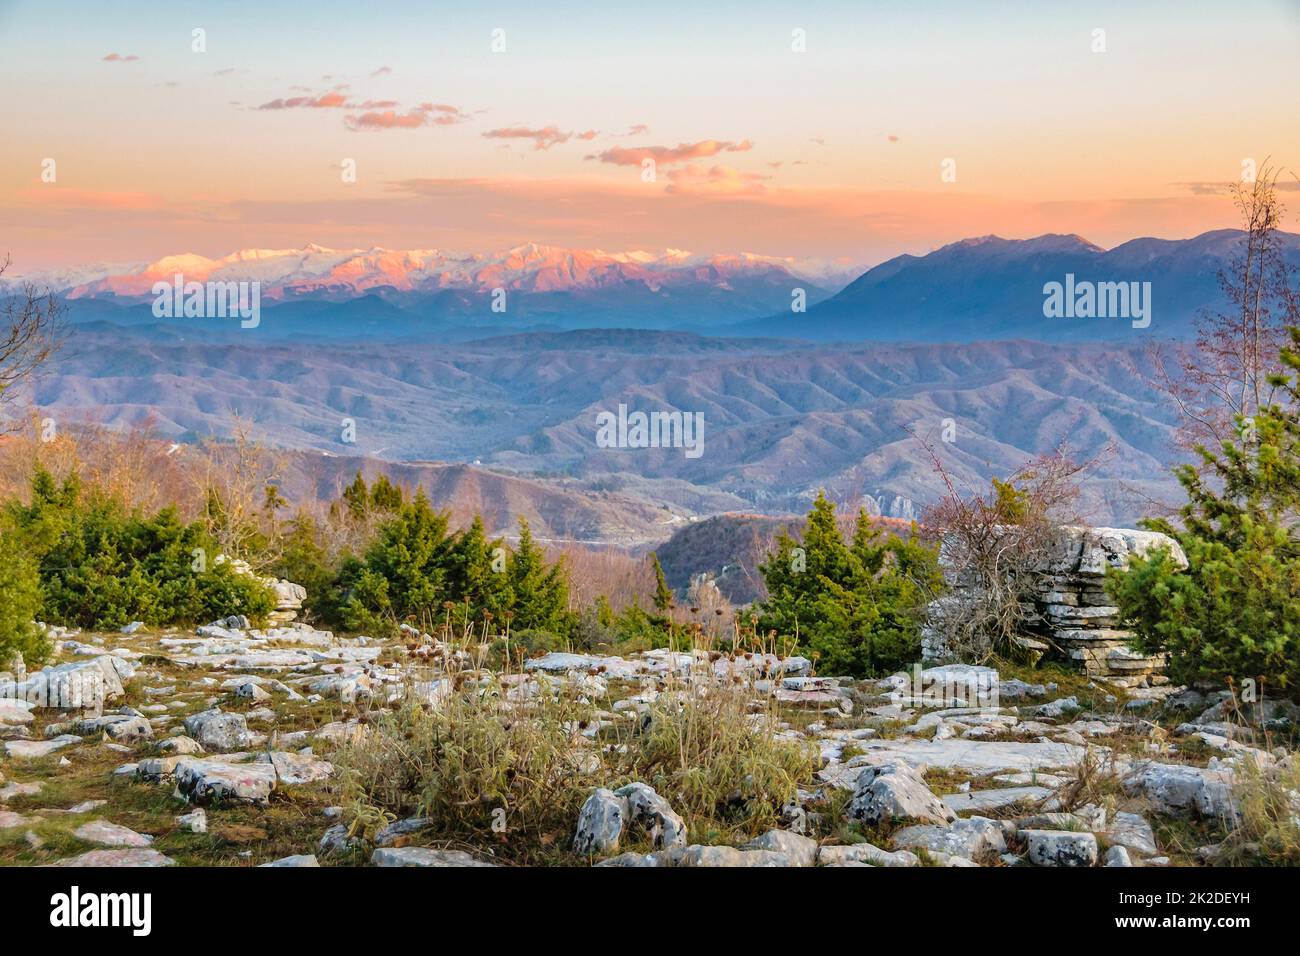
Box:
925 526 1187 681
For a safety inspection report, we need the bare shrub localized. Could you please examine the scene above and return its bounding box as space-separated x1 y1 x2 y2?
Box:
331 651 816 861
921 442 1100 663
0 256 64 428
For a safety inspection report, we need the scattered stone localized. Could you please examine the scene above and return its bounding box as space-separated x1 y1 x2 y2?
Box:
177 809 208 833
47 848 175 867
942 786 1052 814
257 751 334 786
1023 829 1099 867
174 758 277 805
614 782 687 849
1122 761 1238 821
1104 845 1133 867
892 817 1008 862
4 735 81 759
374 817 432 848
1102 811 1158 857
260 854 319 867
157 735 204 755
817 843 920 867
849 762 955 827
371 847 496 867
741 829 819 867
182 709 253 751
72 820 153 848
574 788 627 855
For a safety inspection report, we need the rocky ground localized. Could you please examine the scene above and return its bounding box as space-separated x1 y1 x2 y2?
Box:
0 619 1293 868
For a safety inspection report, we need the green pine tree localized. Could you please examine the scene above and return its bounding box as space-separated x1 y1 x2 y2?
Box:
650 551 675 613
1110 328 1300 697
506 517 569 632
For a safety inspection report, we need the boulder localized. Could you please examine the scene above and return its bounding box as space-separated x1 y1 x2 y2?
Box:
892 817 1009 862
574 788 627 855
1102 810 1158 857
1122 762 1239 821
674 845 801 867
174 758 277 805
848 762 956 827
741 829 819 867
183 709 253 751
1023 829 1099 867
817 843 920 867
257 751 333 786
614 782 687 849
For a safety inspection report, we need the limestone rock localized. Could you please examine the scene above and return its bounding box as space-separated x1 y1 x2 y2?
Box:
257 751 334 786
892 817 1008 862
174 758 277 805
47 848 175 867
1023 829 1099 867
177 809 208 833
614 782 687 849
741 829 819 866
574 787 627 855
183 709 252 751
371 847 495 867
72 820 153 848
849 762 955 827
817 843 920 867
1102 811 1158 857
1122 762 1238 821
260 854 319 867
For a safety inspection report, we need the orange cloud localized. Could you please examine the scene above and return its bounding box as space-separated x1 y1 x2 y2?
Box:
102 53 140 63
257 91 349 110
345 102 468 131
589 139 753 167
482 126 598 150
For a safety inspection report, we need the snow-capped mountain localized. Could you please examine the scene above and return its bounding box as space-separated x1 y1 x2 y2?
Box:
4 243 857 302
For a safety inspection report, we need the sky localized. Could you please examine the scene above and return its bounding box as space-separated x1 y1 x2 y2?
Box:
1 0 1298 270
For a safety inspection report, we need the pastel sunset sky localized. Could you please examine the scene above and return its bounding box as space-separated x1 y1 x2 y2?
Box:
1 0 1297 270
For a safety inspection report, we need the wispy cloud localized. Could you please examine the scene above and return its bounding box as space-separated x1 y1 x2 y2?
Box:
482 126 598 151
588 139 753 167
257 91 350 110
345 102 469 131
102 53 140 63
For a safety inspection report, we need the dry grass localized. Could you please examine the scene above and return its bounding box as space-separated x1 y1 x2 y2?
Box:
331 647 818 862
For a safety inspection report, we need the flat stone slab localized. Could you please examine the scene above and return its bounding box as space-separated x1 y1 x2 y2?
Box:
371 847 496 867
257 751 334 786
47 848 175 867
942 786 1053 814
4 735 81 760
72 820 154 847
259 854 320 867
0 809 42 828
0 701 35 725
174 758 277 805
827 739 1087 780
